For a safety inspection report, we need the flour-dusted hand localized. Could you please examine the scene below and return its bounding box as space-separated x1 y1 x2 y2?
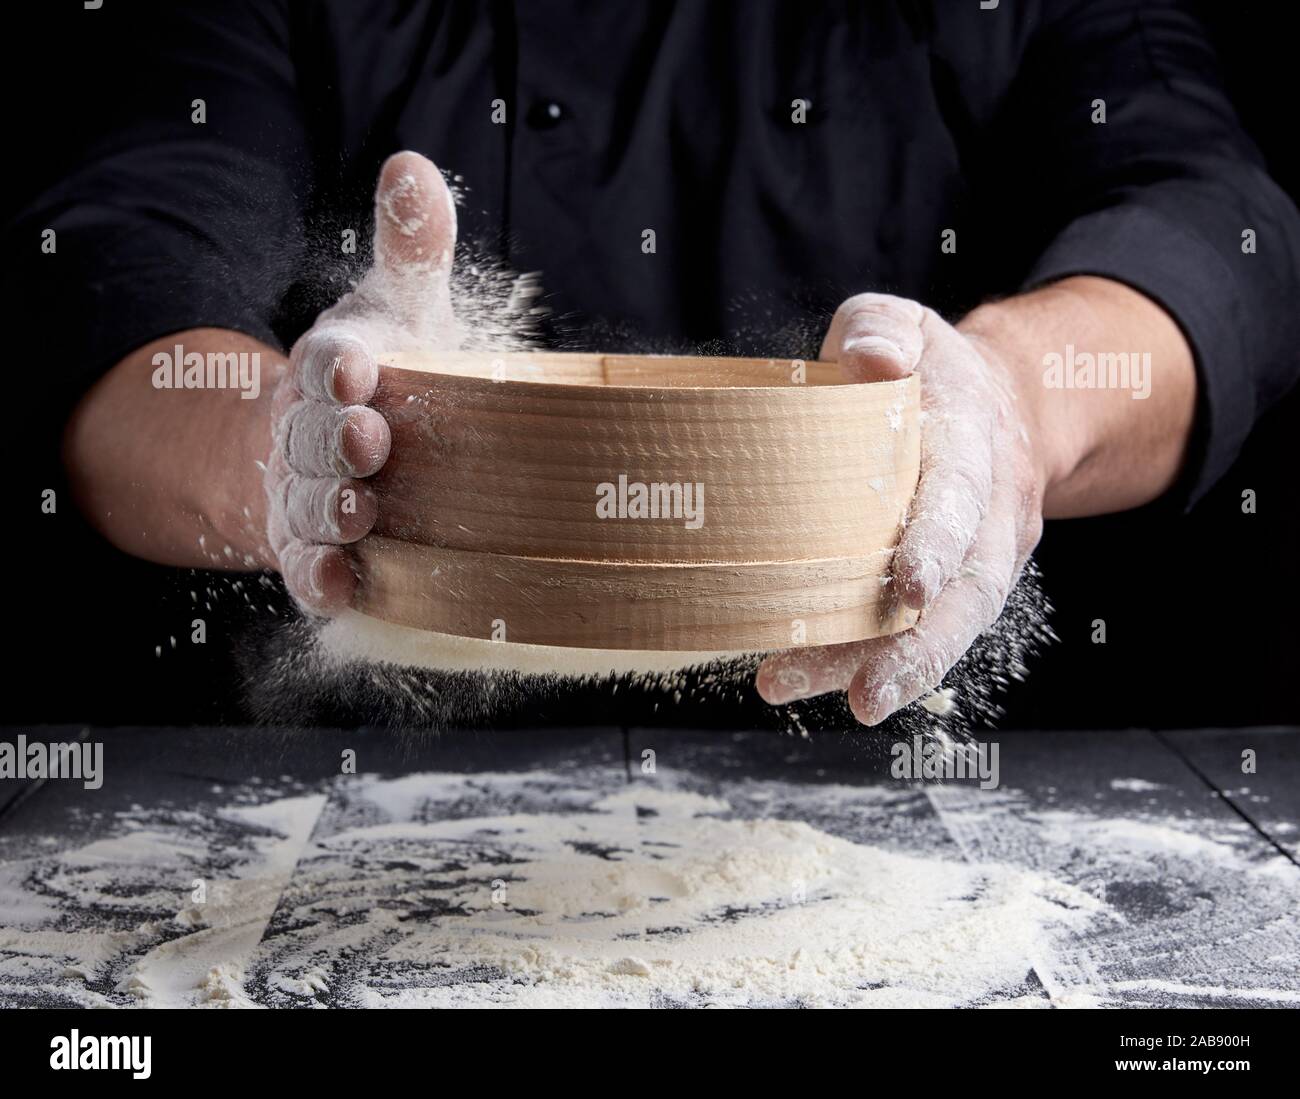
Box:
265 151 460 613
756 292 1049 724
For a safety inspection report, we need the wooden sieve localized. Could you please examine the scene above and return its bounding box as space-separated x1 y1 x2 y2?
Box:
356 351 921 652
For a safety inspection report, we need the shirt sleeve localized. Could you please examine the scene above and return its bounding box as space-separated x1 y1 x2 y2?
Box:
1005 0 1300 508
4 0 310 421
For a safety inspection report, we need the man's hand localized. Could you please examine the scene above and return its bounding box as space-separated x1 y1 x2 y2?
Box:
756 293 1048 723
266 151 459 612
756 278 1196 724
63 152 460 609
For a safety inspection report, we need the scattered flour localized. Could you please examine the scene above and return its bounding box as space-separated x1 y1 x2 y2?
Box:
317 609 745 678
4 768 1295 1009
1109 778 1164 793
0 794 325 1008
920 687 958 716
293 781 1103 1007
1104 980 1300 1005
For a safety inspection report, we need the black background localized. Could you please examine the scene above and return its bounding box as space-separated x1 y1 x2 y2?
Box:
3 1 1297 732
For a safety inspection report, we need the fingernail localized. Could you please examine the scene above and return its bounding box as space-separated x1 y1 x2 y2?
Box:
775 667 812 701
307 554 328 602
916 560 940 604
326 355 344 401
844 335 905 365
866 684 899 726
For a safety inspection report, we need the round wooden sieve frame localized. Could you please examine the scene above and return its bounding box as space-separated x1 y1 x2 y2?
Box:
356 352 921 652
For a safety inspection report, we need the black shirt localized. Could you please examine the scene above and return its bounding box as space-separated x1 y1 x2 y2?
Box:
11 0 1300 508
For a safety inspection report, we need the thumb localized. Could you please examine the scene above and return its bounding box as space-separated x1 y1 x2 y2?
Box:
822 293 925 382
372 151 457 329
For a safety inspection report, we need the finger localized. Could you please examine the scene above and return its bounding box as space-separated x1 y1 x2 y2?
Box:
277 400 391 477
821 293 925 381
756 639 883 705
373 150 457 328
847 501 1021 726
278 539 358 615
270 474 378 545
889 309 1000 610
290 326 378 405
891 406 994 610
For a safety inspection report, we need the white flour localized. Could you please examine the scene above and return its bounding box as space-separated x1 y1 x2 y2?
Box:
1109 777 1163 792
256 562 1052 738
3 768 1296 1009
327 792 1101 1008
317 609 745 677
0 794 325 1009
250 608 765 731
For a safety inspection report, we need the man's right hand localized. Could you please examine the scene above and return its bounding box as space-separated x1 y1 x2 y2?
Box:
265 151 460 613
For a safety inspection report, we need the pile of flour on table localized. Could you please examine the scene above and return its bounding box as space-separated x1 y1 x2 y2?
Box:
6 765 1298 1008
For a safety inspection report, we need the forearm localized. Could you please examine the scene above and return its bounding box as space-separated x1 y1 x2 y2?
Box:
959 275 1197 518
62 327 282 569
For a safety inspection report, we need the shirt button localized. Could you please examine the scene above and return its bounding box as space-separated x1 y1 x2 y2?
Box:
527 99 568 129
